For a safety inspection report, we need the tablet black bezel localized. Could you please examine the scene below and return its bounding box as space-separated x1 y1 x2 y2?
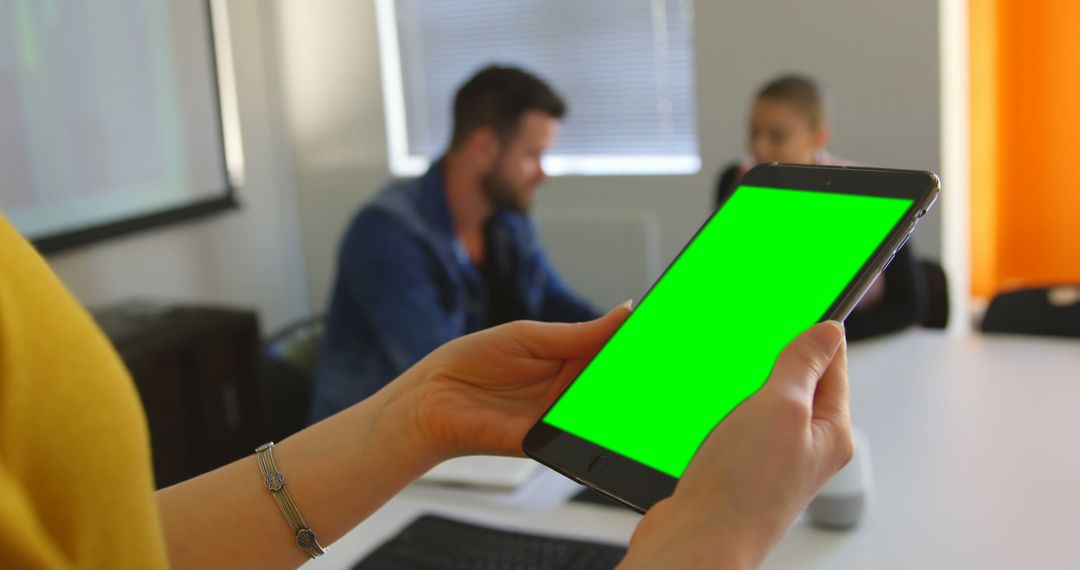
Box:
524 163 940 513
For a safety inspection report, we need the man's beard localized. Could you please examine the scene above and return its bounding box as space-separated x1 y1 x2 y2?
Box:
480 166 528 214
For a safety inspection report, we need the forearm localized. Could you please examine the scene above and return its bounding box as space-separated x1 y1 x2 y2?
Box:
156 375 438 569
619 496 791 570
618 525 757 570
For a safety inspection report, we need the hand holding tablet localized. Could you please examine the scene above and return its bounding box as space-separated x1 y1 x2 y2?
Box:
524 164 939 512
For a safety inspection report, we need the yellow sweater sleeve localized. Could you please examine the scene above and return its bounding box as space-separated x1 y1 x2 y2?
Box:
0 216 169 569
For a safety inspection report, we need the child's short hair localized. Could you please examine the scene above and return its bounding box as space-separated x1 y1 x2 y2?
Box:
756 75 825 129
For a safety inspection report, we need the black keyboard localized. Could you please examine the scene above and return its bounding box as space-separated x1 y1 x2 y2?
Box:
352 514 628 570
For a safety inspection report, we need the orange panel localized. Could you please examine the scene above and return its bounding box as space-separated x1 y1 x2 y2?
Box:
969 0 1000 298
971 0 1080 297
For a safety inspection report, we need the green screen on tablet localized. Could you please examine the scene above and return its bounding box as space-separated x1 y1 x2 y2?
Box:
541 185 913 477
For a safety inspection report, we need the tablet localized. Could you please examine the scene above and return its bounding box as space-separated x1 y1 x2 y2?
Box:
524 164 939 512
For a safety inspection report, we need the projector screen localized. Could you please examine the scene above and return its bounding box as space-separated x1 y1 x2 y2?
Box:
0 0 236 252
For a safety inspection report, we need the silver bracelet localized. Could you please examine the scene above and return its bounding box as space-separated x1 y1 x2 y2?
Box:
254 442 326 558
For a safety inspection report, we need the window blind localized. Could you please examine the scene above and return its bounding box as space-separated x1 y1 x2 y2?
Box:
376 0 700 176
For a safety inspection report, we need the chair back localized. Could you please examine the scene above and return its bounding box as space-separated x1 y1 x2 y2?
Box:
261 315 324 439
919 261 950 329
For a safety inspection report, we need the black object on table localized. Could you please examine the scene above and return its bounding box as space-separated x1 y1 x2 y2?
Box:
352 514 627 569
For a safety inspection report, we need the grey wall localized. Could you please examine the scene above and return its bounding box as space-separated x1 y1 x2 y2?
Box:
46 0 310 333
274 0 942 313
43 0 942 330
696 0 942 256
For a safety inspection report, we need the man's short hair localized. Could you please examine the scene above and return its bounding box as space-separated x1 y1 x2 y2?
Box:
756 74 825 129
450 65 567 148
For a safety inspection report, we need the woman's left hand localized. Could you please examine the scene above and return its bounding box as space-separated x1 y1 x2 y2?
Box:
403 302 631 460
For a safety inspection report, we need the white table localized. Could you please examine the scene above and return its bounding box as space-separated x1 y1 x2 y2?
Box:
307 331 1080 569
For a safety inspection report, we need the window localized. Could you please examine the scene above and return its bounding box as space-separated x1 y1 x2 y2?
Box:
375 0 699 176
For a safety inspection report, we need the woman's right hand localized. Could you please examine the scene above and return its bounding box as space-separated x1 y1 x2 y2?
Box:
620 322 854 570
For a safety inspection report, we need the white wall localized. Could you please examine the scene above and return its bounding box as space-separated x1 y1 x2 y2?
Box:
270 0 388 316
45 0 310 333
273 0 942 313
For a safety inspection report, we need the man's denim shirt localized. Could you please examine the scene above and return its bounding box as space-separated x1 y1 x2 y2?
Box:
308 162 597 422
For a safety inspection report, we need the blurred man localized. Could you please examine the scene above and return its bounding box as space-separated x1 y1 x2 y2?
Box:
309 65 596 422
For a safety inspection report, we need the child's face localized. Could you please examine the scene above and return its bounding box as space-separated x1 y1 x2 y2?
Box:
747 98 825 165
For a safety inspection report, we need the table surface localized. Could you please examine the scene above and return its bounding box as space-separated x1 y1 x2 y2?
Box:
305 330 1080 569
